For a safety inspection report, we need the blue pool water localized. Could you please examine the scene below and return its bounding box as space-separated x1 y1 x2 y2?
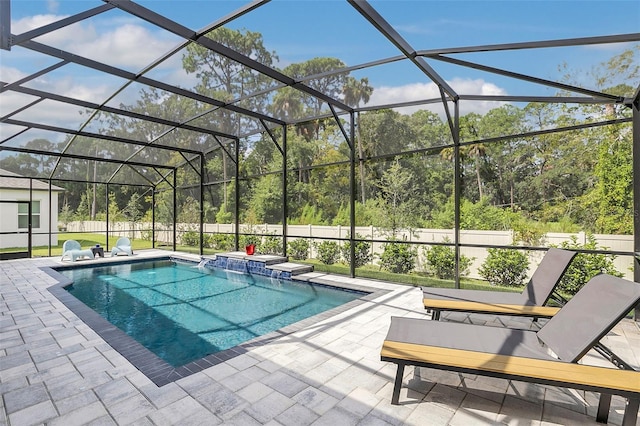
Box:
60 259 362 367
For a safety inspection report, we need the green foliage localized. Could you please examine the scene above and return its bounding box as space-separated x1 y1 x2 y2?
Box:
58 202 73 228
5 45 634 252
107 192 124 225
340 234 373 268
212 233 235 251
202 233 215 248
333 200 382 226
379 239 417 274
181 231 199 247
512 217 546 246
123 193 144 223
177 196 201 224
479 248 530 287
140 228 153 242
215 204 233 224
593 136 632 234
75 190 91 221
431 197 515 230
288 238 310 260
375 160 419 238
240 234 261 251
424 241 473 279
261 234 283 255
315 240 340 265
555 235 623 295
290 204 327 225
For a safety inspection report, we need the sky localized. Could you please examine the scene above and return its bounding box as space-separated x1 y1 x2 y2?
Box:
1 0 639 139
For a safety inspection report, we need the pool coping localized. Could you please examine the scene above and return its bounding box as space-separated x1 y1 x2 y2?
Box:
42 255 389 386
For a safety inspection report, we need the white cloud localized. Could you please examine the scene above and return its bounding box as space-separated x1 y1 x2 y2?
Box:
72 24 179 69
12 15 178 70
368 78 509 116
0 65 27 84
11 14 66 34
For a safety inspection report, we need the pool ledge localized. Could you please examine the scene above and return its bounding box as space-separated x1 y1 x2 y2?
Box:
205 252 313 279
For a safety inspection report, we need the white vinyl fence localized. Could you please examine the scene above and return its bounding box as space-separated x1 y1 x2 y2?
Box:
66 221 634 280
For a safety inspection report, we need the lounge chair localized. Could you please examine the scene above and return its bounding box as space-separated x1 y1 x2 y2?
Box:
382 274 640 425
423 248 577 320
111 237 133 256
61 240 95 262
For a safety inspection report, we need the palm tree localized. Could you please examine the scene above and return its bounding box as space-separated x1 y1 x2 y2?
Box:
459 113 486 200
343 77 374 203
271 87 303 121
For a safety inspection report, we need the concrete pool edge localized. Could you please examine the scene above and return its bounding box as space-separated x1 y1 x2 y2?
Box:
41 257 390 387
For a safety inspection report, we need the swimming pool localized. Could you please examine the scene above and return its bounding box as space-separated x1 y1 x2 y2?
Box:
57 259 364 368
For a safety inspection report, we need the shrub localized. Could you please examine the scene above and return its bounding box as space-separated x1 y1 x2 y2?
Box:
181 231 199 246
179 232 215 248
479 248 529 287
379 239 417 274
140 228 153 241
288 238 310 260
424 242 473 279
555 235 622 295
212 233 234 251
202 233 215 248
316 240 340 265
261 234 283 255
240 234 261 252
340 234 373 268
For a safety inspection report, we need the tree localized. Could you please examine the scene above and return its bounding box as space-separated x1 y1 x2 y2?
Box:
122 193 145 237
552 46 637 234
593 122 632 234
270 87 304 121
282 58 349 125
343 76 374 203
183 27 277 211
459 113 486 200
374 159 417 237
58 202 73 230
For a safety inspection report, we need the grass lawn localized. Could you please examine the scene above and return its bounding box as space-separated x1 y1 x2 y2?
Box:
6 233 155 257
298 259 522 292
4 235 523 294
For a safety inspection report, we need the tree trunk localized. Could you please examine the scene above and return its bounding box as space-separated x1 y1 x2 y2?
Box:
475 158 483 199
91 158 97 220
357 112 366 204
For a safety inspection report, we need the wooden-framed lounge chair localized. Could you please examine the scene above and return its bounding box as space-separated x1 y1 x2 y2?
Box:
381 274 640 425
61 240 95 262
423 248 577 320
111 237 133 256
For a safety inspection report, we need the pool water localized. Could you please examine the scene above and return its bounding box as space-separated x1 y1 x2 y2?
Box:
61 259 362 367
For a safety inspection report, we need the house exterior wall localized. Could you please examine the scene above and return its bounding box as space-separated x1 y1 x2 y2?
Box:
0 188 59 249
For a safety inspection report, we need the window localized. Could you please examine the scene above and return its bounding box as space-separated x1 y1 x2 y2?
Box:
18 201 40 229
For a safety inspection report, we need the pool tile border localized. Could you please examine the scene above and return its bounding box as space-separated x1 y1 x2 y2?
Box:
42 258 389 387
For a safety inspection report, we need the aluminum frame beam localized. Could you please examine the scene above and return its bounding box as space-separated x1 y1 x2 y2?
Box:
105 0 353 113
348 0 457 100
19 39 285 126
1 118 204 157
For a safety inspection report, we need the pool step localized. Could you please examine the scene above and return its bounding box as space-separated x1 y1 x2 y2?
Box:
206 252 313 280
222 252 287 265
266 262 314 276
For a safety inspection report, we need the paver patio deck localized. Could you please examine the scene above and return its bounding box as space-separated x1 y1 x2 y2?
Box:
1 250 639 425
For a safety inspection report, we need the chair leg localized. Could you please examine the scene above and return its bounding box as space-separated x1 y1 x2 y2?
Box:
622 398 639 426
431 310 440 321
391 363 405 405
596 393 611 423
